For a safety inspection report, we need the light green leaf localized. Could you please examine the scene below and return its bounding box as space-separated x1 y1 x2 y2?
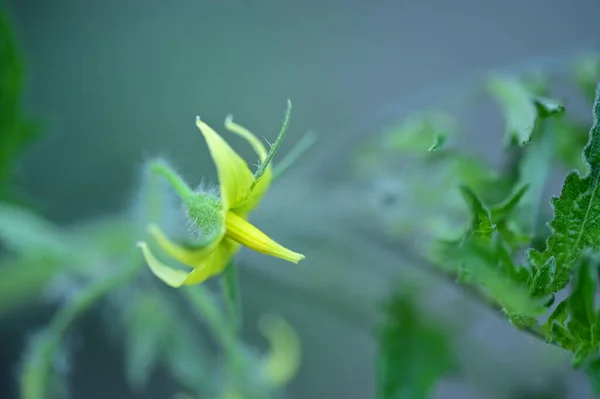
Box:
527 83 600 293
553 118 590 175
488 76 564 146
573 53 600 104
428 133 446 152
376 289 455 399
383 112 455 153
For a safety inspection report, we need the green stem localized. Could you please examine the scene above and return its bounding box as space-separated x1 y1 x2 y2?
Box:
149 160 194 202
221 262 241 336
20 253 141 399
253 99 292 185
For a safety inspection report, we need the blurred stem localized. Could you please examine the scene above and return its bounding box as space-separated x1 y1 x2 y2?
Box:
20 252 142 399
272 131 317 180
253 99 292 186
182 285 247 386
222 262 241 336
149 160 194 203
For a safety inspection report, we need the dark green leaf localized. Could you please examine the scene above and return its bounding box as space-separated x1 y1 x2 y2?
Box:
553 118 590 175
377 290 454 399
459 185 494 238
0 10 40 200
544 299 568 331
528 83 600 293
585 356 600 394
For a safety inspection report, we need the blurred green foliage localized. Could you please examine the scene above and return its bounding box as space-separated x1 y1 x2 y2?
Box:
3 4 600 399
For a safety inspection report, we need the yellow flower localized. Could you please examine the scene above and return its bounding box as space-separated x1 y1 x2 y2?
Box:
137 116 305 287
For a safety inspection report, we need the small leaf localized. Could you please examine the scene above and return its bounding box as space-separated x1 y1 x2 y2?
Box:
488 76 564 146
544 299 568 331
428 133 446 152
459 185 494 238
490 184 529 222
377 289 455 399
529 257 556 298
528 83 600 294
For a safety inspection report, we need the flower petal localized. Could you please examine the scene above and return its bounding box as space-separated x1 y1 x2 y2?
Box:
224 116 273 215
196 117 254 211
183 238 240 284
137 241 191 288
147 224 221 268
225 211 304 263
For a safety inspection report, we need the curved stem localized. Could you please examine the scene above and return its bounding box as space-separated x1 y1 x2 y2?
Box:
20 253 142 399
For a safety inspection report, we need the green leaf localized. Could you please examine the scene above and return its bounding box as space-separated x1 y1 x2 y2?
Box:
566 258 597 346
488 76 564 146
382 112 455 153
553 118 590 175
0 10 40 200
428 133 446 152
585 356 600 395
573 53 600 104
377 289 455 399
529 257 556 298
459 185 495 238
527 83 600 293
490 184 529 222
442 236 542 316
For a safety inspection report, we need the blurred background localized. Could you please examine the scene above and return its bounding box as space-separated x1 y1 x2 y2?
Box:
1 0 600 398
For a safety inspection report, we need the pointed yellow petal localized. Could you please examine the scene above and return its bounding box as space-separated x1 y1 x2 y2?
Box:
148 224 221 268
224 116 273 216
225 211 304 263
137 242 191 288
196 117 254 210
183 238 240 284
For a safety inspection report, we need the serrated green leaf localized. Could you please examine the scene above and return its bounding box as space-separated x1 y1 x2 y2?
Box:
488 76 564 146
550 323 578 351
528 83 600 293
545 299 568 330
459 185 494 238
377 290 454 399
443 236 543 316
529 257 556 298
